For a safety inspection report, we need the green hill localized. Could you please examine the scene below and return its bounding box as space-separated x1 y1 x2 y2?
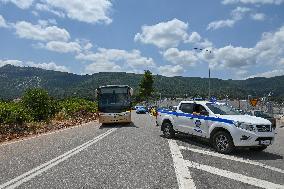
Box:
0 65 283 101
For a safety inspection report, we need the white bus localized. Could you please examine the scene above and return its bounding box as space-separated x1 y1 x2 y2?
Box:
95 85 133 124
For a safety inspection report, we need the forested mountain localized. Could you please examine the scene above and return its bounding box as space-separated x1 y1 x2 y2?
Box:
1 65 284 101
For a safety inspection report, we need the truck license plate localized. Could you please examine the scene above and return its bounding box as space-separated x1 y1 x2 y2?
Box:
260 140 271 145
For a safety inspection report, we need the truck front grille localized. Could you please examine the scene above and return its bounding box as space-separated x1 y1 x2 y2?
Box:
256 125 271 132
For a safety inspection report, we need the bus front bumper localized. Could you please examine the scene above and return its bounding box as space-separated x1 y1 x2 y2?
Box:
99 112 131 124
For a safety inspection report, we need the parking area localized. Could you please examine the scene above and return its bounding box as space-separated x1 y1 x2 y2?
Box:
167 122 284 189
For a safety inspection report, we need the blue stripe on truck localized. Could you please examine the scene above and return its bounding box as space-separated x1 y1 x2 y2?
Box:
158 110 234 124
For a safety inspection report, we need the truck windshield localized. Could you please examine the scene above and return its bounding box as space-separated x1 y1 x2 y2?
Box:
206 103 241 115
254 111 270 117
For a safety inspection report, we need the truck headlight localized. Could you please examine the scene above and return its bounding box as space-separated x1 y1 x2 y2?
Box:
234 121 255 132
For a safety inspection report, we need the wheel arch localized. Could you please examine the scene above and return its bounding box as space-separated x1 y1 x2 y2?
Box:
210 127 234 143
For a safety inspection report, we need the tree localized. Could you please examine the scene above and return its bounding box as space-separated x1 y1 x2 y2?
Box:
22 88 57 121
138 70 154 101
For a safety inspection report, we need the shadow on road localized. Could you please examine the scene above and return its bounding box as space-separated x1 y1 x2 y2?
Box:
164 134 283 160
160 133 213 150
232 150 283 160
99 122 139 129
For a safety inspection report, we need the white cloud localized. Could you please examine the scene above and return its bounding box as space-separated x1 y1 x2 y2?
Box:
278 58 284 65
186 32 213 48
26 61 69 72
0 59 69 72
207 19 236 30
0 15 9 28
248 69 284 78
38 19 57 26
0 59 23 67
231 6 251 20
250 13 266 21
135 19 212 49
158 65 184 77
255 26 284 64
14 21 70 42
35 3 65 18
134 18 189 49
0 0 33 9
201 25 284 79
43 41 81 53
76 48 156 74
36 38 93 54
84 62 122 73
77 48 155 68
207 7 251 30
83 42 93 50
39 0 112 24
222 0 284 5
187 32 201 44
206 46 257 69
163 48 198 66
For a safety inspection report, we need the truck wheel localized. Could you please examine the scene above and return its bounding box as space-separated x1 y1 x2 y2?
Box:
162 122 175 139
250 146 267 152
212 131 234 154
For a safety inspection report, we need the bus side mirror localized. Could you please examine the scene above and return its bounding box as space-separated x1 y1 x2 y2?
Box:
129 88 134 96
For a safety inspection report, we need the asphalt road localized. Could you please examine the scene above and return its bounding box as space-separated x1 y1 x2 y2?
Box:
0 112 283 189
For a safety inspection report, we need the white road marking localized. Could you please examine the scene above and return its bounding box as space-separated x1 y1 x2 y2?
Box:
185 160 284 189
0 121 98 147
179 146 284 174
0 128 117 189
168 140 196 189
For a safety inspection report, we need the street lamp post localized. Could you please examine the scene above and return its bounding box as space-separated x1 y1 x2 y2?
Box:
193 48 212 99
159 92 162 105
247 95 252 111
208 68 211 99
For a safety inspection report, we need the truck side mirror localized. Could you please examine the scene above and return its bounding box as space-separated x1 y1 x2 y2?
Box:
200 110 209 116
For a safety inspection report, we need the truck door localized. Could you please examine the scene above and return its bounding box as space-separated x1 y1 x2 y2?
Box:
174 103 195 134
192 104 209 138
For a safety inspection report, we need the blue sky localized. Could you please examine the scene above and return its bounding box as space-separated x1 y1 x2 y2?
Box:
0 0 284 79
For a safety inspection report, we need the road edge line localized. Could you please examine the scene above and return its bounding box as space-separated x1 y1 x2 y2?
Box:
0 121 98 147
0 128 116 189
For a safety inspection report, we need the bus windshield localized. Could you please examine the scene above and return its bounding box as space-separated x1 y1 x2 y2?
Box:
100 93 130 106
97 86 131 113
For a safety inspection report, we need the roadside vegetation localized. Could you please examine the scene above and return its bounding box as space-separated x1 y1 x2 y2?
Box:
0 88 97 142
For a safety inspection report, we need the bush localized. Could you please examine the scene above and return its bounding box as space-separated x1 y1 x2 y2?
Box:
0 102 31 125
59 98 97 118
22 88 58 122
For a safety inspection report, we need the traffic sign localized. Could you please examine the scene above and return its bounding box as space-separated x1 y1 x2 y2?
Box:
249 98 259 107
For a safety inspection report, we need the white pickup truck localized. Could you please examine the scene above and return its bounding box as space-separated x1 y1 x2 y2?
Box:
157 101 275 154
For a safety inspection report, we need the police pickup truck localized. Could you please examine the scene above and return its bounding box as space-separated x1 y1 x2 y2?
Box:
157 101 275 154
